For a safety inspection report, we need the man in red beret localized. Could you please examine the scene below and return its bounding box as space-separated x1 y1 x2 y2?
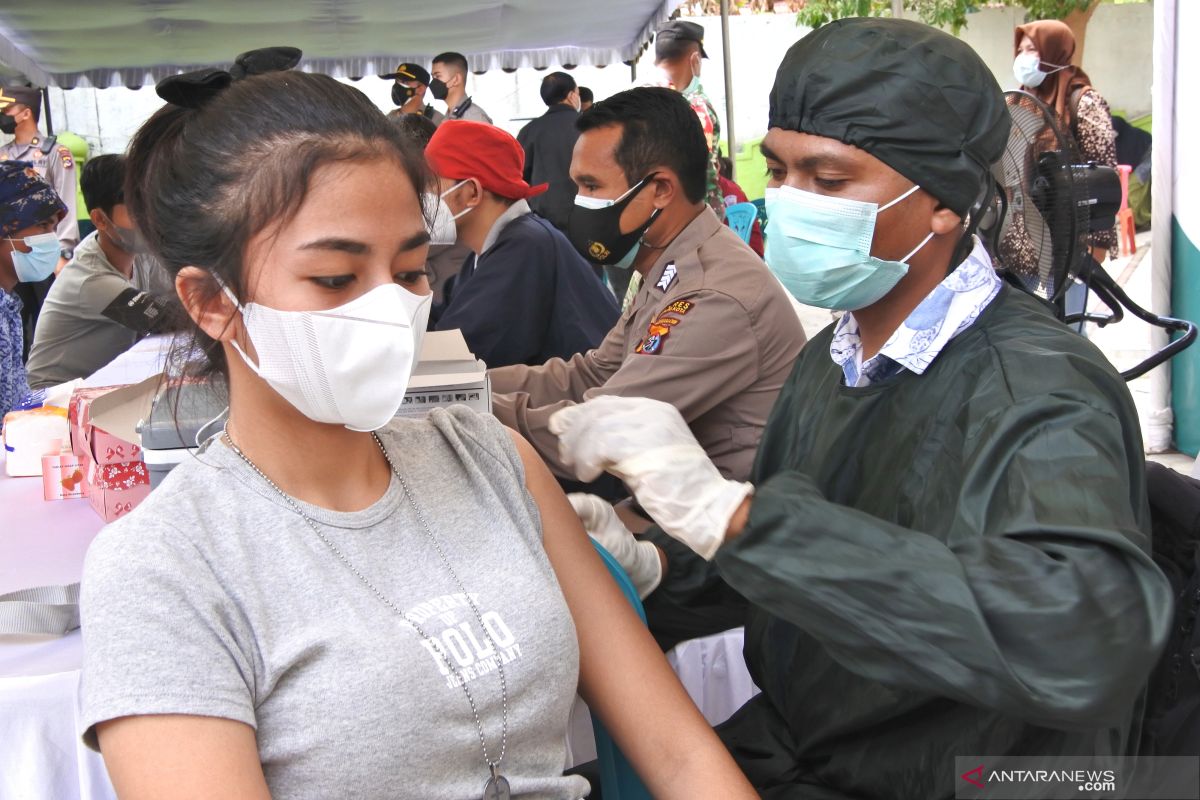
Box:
426 120 619 369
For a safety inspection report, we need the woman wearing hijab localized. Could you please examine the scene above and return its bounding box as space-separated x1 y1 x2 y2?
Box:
1014 19 1119 263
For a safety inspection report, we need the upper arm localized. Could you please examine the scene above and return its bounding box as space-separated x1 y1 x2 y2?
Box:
97 714 270 800
505 429 756 796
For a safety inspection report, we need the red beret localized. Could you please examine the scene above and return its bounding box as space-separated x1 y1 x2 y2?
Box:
426 120 548 201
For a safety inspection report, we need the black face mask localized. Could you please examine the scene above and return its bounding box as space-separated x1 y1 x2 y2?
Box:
428 78 449 101
566 175 661 267
391 83 416 107
0 113 16 135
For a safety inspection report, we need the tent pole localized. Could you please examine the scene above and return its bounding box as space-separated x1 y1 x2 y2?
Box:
721 0 735 180
42 87 53 136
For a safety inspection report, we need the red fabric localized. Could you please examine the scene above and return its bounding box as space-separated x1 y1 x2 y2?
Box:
718 176 764 258
426 120 548 200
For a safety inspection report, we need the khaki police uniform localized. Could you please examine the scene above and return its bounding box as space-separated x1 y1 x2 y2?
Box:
490 206 806 482
0 136 79 252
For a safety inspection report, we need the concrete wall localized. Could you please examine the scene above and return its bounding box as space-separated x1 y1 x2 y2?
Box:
2 3 1151 161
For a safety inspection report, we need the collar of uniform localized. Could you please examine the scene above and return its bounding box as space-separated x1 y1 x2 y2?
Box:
830 236 1002 387
480 198 531 256
545 104 577 116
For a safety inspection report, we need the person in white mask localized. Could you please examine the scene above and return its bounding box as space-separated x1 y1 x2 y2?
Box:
78 64 755 800
0 159 66 416
426 119 618 369
550 19 1170 798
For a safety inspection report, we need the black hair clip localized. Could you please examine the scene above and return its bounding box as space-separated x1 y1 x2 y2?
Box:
157 46 303 109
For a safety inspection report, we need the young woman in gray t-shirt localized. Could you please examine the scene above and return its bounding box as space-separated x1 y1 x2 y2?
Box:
77 61 755 800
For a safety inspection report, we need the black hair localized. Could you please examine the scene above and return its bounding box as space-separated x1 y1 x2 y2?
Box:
576 86 707 205
540 72 576 106
125 70 428 380
578 87 593 104
390 112 439 150
80 154 125 216
655 37 700 63
432 52 469 76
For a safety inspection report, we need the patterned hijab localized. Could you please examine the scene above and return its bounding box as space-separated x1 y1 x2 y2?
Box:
1015 20 1094 129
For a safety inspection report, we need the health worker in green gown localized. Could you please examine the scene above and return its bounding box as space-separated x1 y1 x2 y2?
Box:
550 18 1173 800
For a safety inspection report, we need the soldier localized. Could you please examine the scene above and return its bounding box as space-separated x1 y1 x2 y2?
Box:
382 63 445 126
655 21 724 221
0 87 78 258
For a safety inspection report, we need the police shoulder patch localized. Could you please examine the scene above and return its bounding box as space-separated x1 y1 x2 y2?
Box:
57 146 73 169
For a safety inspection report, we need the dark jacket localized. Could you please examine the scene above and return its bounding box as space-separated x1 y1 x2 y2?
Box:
435 211 618 369
517 104 580 231
650 285 1171 798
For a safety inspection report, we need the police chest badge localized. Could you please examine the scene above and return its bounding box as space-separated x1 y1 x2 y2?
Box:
635 299 693 355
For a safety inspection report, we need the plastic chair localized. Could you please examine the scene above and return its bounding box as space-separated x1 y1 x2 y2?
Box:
588 539 653 800
724 202 758 246
1116 164 1136 256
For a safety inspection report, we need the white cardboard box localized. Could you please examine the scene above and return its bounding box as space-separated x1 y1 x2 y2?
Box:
397 330 491 418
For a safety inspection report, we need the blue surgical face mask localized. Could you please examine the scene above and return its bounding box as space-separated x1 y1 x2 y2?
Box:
7 232 59 283
1013 52 1065 89
764 184 934 311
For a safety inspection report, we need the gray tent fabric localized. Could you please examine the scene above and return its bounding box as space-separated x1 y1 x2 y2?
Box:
0 0 682 88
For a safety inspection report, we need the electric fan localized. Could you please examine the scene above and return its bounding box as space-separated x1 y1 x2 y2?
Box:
985 91 1195 380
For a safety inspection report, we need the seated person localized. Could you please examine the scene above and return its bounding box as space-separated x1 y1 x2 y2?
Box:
492 87 803 489
427 120 619 368
79 63 755 800
26 154 172 388
551 19 1172 798
0 160 66 415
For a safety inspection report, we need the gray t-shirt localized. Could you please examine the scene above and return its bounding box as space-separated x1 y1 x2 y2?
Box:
80 408 589 799
25 232 167 389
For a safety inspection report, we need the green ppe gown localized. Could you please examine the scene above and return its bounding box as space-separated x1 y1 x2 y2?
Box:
667 285 1172 798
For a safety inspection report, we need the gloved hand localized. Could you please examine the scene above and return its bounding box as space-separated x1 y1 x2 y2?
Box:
550 396 753 560
568 493 663 599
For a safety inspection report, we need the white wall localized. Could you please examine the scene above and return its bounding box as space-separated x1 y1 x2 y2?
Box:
3 3 1151 160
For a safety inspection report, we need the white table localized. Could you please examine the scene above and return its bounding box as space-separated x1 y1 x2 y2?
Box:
0 452 115 800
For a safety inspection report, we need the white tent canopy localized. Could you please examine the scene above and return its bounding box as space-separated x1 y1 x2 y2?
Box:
0 0 683 89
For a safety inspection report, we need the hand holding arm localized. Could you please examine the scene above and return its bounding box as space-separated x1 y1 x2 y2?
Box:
550 395 753 559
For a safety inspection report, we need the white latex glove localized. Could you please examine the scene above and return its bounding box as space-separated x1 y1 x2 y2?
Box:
550 396 753 560
568 493 663 599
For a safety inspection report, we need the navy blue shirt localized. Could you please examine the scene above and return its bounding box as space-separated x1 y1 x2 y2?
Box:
436 212 619 369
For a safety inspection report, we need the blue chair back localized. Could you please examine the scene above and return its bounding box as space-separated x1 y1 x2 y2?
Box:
724 202 757 245
589 539 653 800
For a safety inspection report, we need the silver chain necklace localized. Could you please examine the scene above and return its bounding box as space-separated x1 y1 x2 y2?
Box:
221 425 511 800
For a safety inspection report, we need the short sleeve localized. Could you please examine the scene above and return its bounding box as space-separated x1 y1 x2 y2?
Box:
79 514 257 751
78 270 136 319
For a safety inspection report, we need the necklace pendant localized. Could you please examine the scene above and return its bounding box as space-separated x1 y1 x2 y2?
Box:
482 773 510 800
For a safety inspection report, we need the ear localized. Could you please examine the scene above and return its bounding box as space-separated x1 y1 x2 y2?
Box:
89 208 106 231
931 205 964 236
648 171 678 209
177 266 240 343
462 178 484 209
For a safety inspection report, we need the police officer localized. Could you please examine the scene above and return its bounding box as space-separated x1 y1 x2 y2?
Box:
490 88 804 640
0 87 78 258
382 63 445 126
